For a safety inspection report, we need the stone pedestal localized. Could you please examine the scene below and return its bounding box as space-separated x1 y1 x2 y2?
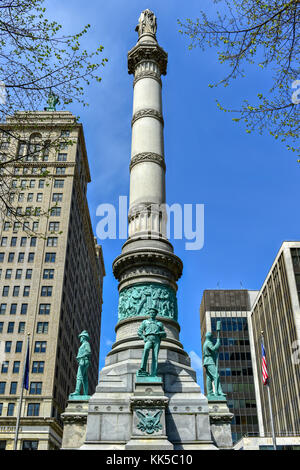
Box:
61 400 89 449
125 379 173 450
208 400 234 449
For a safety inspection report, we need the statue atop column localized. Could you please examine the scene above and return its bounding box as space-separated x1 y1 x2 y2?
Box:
137 307 166 379
203 322 226 401
135 9 157 37
69 330 91 399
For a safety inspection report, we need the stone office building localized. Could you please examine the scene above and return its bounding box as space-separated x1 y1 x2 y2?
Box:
200 290 259 443
0 111 105 449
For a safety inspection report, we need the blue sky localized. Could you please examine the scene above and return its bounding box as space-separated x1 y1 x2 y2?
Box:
45 0 298 389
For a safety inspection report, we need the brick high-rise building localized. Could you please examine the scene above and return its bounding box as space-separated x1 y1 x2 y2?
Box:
0 111 105 450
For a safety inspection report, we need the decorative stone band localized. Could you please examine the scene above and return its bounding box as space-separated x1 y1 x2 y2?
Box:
118 283 178 322
130 152 166 171
61 414 87 424
131 108 164 127
113 250 183 282
128 42 168 76
209 413 234 424
130 397 169 409
133 71 162 87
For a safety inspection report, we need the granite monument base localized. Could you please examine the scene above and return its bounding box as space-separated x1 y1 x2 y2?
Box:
208 400 234 449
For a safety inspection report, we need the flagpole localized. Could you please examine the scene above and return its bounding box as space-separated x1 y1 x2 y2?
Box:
14 333 30 451
261 331 277 450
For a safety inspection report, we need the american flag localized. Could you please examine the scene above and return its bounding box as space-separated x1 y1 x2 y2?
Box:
261 342 269 385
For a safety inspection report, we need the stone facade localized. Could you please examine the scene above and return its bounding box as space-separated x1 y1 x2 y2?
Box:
0 112 105 449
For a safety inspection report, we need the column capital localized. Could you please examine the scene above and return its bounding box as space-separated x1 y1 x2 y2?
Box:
128 42 168 76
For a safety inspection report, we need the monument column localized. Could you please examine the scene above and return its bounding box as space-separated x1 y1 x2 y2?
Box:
81 10 219 450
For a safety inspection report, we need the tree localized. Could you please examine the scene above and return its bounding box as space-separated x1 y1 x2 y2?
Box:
0 0 107 233
179 0 300 157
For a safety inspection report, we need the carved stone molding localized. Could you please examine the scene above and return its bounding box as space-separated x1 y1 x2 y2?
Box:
130 152 166 171
113 250 183 282
133 71 162 87
130 397 169 409
61 414 87 424
209 413 234 424
131 108 164 127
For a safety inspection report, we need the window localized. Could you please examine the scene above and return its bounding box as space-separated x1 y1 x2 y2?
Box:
28 253 35 263
45 253 56 263
0 323 3 333
13 361 20 373
57 153 67 162
7 403 14 416
32 361 44 374
18 322 25 333
0 253 4 263
23 286 30 297
10 304 16 315
5 269 12 279
32 222 39 232
15 269 22 279
36 193 43 202
18 253 25 263
5 342 11 353
47 237 58 247
15 341 23 353
8 252 14 263
0 404 3 416
10 237 17 247
34 341 46 353
29 180 35 188
27 403 40 417
54 180 64 188
13 222 20 232
50 207 61 216
55 167 66 175
61 130 70 137
1 362 9 373
27 193 33 202
49 222 59 232
30 237 37 247
22 441 38 450
0 383 5 394
43 269 54 280
7 322 14 333
52 193 63 202
25 269 32 280
1 237 7 247
13 286 20 297
0 304 6 314
21 304 28 315
2 286 9 297
41 286 52 297
3 222 10 231
39 304 50 315
10 382 17 394
36 322 48 334
29 382 42 395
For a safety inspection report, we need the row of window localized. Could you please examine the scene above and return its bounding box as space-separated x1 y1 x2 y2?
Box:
9 179 64 193
0 303 51 315
4 341 47 354
222 382 256 393
0 381 42 395
1 285 55 297
2 221 60 232
1 359 45 374
0 268 54 280
1 236 58 247
0 440 39 450
220 338 250 346
211 317 249 332
0 321 25 334
219 367 253 377
227 399 257 409
7 207 62 217
0 252 36 263
0 402 40 417
0 321 48 336
219 352 252 361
